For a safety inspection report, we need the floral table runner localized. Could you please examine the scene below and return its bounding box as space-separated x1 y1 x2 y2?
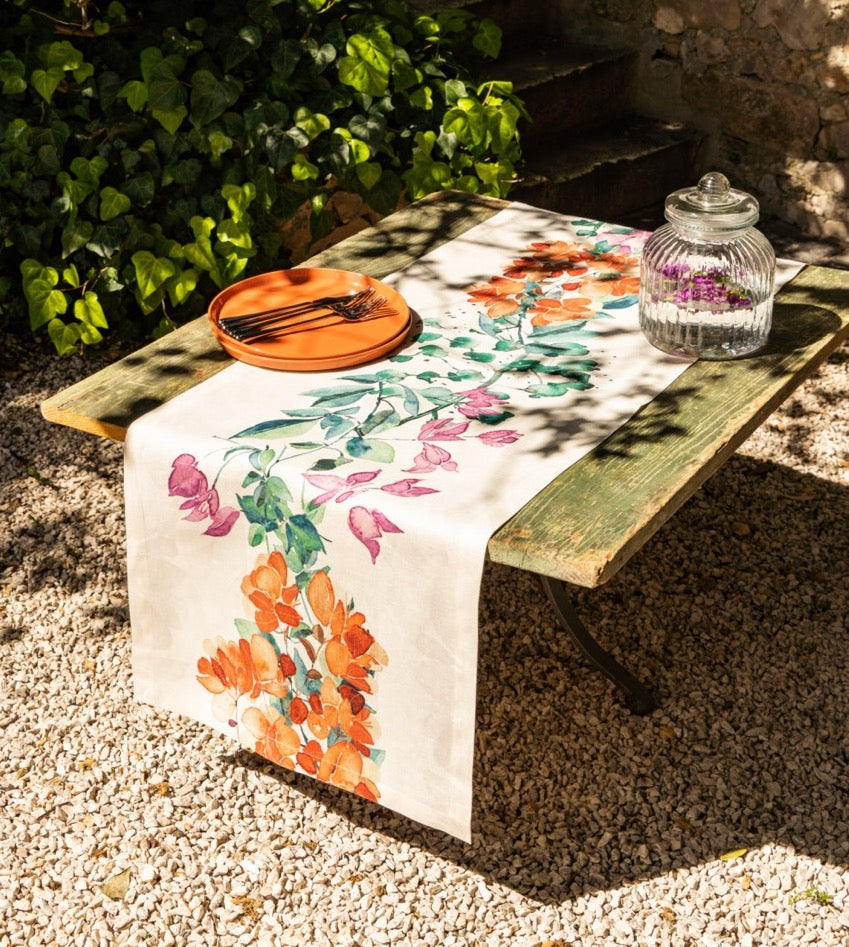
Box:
124 202 696 841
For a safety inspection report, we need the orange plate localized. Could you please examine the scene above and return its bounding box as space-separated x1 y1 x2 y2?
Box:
208 268 412 371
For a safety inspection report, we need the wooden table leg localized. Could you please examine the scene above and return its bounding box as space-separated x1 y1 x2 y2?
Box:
540 576 658 715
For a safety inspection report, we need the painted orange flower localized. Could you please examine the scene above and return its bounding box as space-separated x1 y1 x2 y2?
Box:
241 550 302 633
504 241 594 280
578 275 640 299
197 633 290 700
528 296 594 326
587 251 640 277
241 705 300 769
467 276 526 319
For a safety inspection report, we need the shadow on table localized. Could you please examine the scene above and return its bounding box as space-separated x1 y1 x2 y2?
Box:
229 454 849 904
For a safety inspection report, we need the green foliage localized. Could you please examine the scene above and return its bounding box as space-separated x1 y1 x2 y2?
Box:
0 0 525 353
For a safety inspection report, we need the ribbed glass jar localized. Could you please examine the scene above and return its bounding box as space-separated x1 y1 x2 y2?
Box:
639 172 776 360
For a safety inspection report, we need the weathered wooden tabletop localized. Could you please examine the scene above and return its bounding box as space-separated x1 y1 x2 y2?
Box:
41 190 849 588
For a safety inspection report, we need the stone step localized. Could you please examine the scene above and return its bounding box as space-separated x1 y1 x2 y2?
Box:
410 0 555 45
505 43 638 149
511 117 702 223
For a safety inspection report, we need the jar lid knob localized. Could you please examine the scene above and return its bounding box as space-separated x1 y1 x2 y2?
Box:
694 172 732 205
664 171 760 232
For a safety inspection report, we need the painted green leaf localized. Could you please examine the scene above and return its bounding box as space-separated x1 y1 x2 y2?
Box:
420 385 455 406
233 417 318 439
346 436 395 463
285 514 325 558
99 186 131 221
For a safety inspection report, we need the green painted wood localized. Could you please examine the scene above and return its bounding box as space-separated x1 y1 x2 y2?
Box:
487 262 849 587
40 191 849 588
39 191 506 440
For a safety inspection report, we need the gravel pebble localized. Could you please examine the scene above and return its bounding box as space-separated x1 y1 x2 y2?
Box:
2 326 849 946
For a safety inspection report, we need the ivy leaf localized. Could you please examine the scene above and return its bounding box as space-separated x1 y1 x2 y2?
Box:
294 106 331 141
118 79 147 111
338 28 393 96
131 251 177 299
99 186 131 221
0 51 26 94
32 66 66 102
472 19 502 58
151 106 187 135
47 317 80 355
190 70 241 127
147 59 185 111
165 268 199 307
21 262 67 329
74 292 108 329
355 161 382 190
86 219 126 259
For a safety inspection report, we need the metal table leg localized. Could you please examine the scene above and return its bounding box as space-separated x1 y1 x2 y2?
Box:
541 576 657 715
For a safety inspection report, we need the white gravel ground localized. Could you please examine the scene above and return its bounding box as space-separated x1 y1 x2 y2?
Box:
2 323 848 947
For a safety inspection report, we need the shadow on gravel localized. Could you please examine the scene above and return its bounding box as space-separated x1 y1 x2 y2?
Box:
229 453 849 904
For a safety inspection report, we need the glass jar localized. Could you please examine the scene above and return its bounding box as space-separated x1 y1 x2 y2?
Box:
639 171 776 360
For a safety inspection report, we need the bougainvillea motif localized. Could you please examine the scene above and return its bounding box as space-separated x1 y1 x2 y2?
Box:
168 218 644 796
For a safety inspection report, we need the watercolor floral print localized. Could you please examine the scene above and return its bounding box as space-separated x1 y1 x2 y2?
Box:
167 219 643 798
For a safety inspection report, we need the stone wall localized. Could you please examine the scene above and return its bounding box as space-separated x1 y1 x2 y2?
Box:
557 0 849 241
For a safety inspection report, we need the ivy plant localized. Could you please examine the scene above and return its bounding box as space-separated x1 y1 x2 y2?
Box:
0 0 525 353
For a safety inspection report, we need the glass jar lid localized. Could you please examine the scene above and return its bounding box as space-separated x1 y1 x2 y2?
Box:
664 171 760 233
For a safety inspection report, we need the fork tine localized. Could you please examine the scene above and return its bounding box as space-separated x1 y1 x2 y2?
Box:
231 294 391 342
218 287 374 337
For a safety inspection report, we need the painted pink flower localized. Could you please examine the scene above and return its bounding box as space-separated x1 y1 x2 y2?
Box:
380 478 439 497
169 454 239 536
168 454 208 497
477 429 522 446
348 506 403 563
303 470 380 505
457 387 510 421
417 418 469 441
404 442 458 474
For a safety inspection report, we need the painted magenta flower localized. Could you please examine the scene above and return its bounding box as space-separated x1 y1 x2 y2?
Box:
240 550 302 633
418 417 469 441
302 469 380 505
347 505 403 563
457 386 510 420
168 454 239 537
404 442 458 474
477 429 521 446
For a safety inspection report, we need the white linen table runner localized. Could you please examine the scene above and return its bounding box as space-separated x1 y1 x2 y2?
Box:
125 202 696 841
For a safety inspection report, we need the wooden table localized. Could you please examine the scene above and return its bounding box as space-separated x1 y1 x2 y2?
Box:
42 190 849 713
